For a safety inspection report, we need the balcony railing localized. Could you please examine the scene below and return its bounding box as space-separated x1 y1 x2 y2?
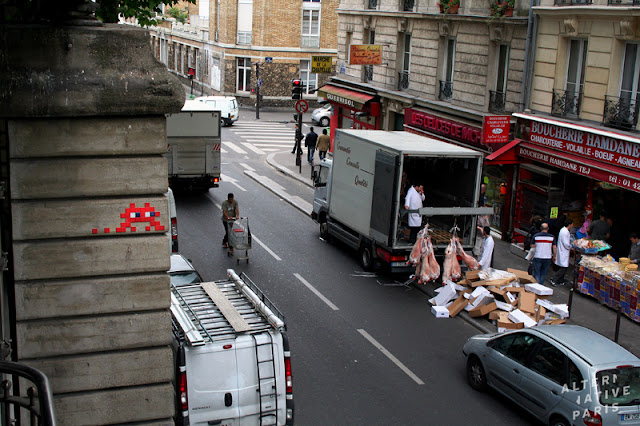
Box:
489 90 506 113
301 35 320 48
0 361 56 425
363 65 374 83
554 0 592 4
603 95 640 130
439 80 453 101
551 88 582 117
403 0 415 11
237 31 251 45
368 0 378 9
397 71 410 91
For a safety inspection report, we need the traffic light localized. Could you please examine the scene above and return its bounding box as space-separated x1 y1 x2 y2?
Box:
291 79 303 100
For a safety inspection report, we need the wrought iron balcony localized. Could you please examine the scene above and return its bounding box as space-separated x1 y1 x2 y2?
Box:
236 31 252 45
602 95 640 130
363 65 374 83
0 361 55 425
403 0 415 11
439 80 453 101
368 0 378 9
555 0 592 4
489 90 506 113
398 71 410 91
551 89 582 117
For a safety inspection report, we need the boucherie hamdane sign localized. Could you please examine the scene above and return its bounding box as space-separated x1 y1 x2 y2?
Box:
516 113 640 172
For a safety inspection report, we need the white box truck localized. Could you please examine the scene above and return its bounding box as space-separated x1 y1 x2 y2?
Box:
166 100 221 191
311 129 492 273
171 269 294 425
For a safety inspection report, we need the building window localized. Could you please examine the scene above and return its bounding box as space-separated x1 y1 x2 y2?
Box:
603 42 640 130
553 39 587 117
490 44 510 113
439 38 456 101
237 57 252 92
367 0 378 9
237 0 253 44
402 0 415 11
363 29 375 83
397 33 411 90
300 60 318 94
302 2 321 48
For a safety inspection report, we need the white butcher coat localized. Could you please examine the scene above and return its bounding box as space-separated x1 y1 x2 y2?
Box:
405 186 425 227
479 235 494 270
555 226 571 267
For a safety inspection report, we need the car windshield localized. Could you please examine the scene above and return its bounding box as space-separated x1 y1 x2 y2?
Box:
596 366 640 406
170 272 201 287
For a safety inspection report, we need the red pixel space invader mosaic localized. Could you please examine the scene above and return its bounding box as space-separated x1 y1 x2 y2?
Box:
92 203 165 234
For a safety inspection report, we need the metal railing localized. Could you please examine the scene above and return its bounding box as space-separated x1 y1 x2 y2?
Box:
0 361 55 425
602 95 640 130
439 80 453 101
397 71 410 91
363 65 374 83
489 90 506 113
236 31 252 45
607 0 640 4
551 88 582 117
403 0 415 11
301 35 320 48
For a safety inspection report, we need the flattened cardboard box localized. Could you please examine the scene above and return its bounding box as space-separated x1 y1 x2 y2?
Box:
469 302 497 318
465 270 481 281
507 268 537 284
497 318 525 330
519 292 537 314
447 295 469 318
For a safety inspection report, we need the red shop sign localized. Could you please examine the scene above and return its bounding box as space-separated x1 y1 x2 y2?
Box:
482 115 511 144
405 108 483 148
518 143 640 193
524 117 640 172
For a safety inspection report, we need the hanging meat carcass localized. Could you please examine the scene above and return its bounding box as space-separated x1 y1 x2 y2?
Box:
456 239 480 271
442 238 462 282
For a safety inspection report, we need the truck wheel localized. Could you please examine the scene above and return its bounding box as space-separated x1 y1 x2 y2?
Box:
319 222 330 240
360 245 375 271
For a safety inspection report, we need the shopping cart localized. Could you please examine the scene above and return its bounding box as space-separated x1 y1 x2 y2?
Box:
227 217 252 264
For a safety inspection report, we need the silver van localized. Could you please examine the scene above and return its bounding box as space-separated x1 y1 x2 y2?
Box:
166 188 178 252
194 96 239 126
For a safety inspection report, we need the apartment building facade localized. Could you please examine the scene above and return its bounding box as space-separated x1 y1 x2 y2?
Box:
149 0 339 105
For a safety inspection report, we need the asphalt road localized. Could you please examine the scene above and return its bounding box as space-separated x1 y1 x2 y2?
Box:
173 110 536 425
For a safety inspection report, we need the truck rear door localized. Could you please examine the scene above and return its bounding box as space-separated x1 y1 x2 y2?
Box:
369 149 399 246
186 343 240 425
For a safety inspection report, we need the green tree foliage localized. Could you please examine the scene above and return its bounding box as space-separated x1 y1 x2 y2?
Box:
97 0 196 27
166 7 188 24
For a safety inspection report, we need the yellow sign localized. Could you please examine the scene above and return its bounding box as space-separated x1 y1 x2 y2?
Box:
550 207 558 219
312 56 333 73
349 45 382 65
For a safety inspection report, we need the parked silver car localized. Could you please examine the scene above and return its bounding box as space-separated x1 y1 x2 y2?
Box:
169 253 202 286
463 325 640 426
311 103 332 127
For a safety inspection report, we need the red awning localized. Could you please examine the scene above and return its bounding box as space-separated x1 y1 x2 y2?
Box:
485 139 523 165
316 85 375 110
518 142 640 193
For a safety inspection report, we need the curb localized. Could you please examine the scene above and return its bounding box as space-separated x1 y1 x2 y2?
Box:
265 152 315 189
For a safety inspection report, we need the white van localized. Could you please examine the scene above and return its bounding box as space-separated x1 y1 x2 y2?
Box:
194 96 239 126
166 188 178 252
171 270 294 425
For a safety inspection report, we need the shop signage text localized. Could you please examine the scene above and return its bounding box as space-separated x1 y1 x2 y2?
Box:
349 45 382 65
518 146 640 193
526 120 640 172
311 56 332 74
405 108 483 147
324 93 357 109
482 115 511 144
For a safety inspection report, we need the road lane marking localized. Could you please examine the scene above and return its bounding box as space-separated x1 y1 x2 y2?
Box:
357 329 425 386
225 142 248 154
240 163 255 171
241 143 266 155
294 273 339 311
220 174 247 192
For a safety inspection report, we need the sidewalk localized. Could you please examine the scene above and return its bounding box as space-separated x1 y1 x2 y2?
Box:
260 149 640 357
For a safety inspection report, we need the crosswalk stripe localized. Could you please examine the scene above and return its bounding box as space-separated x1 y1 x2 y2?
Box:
241 142 266 155
225 141 248 154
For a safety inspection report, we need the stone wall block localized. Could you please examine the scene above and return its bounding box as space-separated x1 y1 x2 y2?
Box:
15 274 170 320
53 383 175 426
9 117 167 158
12 197 169 240
13 235 170 281
17 311 172 359
10 157 167 199
24 347 173 394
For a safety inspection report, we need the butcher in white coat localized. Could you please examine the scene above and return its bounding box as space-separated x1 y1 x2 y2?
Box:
405 183 425 243
550 218 574 286
478 226 494 269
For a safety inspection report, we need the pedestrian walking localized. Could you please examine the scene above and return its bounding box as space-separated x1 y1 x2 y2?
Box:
221 193 239 253
477 226 494 270
550 218 574 286
304 127 318 164
531 222 554 285
404 183 425 243
291 124 303 154
316 128 330 160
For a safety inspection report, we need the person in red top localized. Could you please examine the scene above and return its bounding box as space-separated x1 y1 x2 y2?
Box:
531 222 554 285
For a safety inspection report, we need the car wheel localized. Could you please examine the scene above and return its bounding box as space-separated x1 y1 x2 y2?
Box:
319 117 330 127
549 416 570 426
360 245 375 271
319 222 330 240
466 356 487 391
226 119 233 126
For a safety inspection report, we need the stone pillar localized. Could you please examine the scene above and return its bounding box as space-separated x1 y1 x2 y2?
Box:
0 23 183 424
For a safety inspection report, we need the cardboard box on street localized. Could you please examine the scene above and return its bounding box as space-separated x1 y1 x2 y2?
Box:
447 295 469 318
504 286 525 293
507 268 537 284
469 302 497 318
524 283 553 296
431 305 450 318
519 292 537 314
498 318 525 332
508 309 538 327
465 270 482 281
547 318 566 325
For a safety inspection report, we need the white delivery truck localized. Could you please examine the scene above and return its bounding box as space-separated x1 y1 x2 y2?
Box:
171 270 294 426
166 100 222 191
311 129 492 273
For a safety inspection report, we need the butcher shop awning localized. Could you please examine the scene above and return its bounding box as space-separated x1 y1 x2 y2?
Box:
316 85 376 110
485 139 523 165
518 142 640 193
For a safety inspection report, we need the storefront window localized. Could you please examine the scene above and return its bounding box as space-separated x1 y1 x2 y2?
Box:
484 166 508 230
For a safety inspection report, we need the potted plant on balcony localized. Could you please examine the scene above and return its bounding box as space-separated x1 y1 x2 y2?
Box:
438 0 460 14
490 0 514 18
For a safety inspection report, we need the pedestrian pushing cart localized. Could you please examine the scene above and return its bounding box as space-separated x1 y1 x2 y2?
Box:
227 217 251 263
